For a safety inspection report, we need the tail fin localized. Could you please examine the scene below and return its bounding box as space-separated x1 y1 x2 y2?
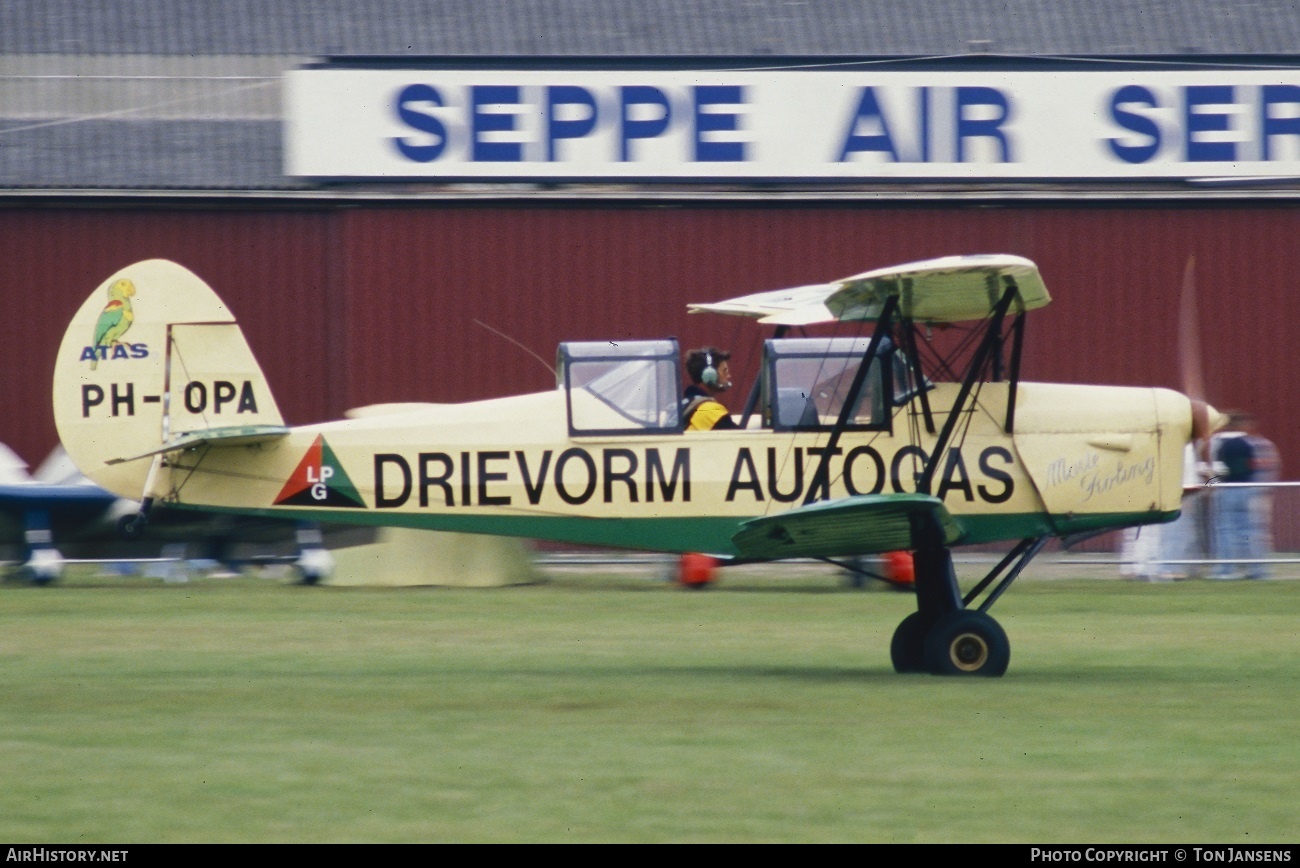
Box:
53 260 284 501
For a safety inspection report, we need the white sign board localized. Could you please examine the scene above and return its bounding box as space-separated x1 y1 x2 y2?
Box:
284 67 1300 180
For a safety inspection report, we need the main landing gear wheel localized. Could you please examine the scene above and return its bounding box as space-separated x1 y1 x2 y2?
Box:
922 610 1010 677
889 612 931 674
117 513 148 541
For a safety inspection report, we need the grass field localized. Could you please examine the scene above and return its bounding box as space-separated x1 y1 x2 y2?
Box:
1 563 1296 843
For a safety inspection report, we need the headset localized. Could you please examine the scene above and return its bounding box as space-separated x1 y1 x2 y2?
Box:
701 350 718 386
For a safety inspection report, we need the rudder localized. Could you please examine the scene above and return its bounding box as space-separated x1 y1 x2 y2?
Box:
53 260 283 501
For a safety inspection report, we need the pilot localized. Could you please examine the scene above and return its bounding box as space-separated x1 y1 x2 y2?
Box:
683 347 739 431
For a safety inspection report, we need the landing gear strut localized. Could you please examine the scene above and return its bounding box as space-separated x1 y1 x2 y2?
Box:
118 455 167 542
890 527 1048 677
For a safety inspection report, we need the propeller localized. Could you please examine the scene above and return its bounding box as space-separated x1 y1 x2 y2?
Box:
1177 254 1214 455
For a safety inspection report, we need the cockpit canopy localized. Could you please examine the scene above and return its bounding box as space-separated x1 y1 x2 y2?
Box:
557 336 927 437
558 339 682 436
762 337 925 431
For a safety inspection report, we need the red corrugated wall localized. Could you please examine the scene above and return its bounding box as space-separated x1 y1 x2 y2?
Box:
333 204 1300 477
5 209 332 464
7 200 1299 496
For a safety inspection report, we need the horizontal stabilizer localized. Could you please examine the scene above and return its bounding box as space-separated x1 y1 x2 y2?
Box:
106 425 290 465
731 493 964 560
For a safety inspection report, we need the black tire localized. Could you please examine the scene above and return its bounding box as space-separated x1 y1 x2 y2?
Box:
890 612 931 673
117 513 147 541
922 610 1010 677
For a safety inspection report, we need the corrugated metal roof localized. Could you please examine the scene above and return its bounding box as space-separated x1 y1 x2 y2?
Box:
3 1 1300 56
2 1 1299 193
0 119 290 189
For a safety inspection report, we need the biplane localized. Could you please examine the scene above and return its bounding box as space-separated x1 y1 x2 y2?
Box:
52 254 1213 676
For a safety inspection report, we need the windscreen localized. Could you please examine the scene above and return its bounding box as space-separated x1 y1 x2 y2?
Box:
561 340 681 435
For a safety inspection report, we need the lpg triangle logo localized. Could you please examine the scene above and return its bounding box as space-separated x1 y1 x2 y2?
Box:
274 435 365 508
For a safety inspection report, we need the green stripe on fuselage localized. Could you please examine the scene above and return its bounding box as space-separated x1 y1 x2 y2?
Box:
169 503 1178 557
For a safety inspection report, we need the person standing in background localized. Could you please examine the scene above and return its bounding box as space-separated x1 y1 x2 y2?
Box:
1211 412 1281 580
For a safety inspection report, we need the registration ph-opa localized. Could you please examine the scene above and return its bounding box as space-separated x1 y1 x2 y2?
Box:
309 465 334 500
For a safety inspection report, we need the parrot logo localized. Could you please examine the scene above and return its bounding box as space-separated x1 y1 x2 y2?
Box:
87 278 137 369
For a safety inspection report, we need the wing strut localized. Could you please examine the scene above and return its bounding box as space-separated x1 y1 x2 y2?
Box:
963 534 1050 612
801 295 899 506
916 281 1019 496
900 319 936 434
1004 306 1026 433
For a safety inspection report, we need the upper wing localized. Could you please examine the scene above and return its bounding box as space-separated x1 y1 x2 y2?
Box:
686 281 838 325
689 254 1051 326
731 493 964 560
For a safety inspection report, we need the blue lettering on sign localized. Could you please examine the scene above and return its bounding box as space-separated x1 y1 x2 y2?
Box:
1184 85 1236 162
392 84 448 163
836 86 1012 164
619 85 672 161
1261 84 1300 160
471 85 522 162
1106 83 1300 165
693 85 746 162
837 87 900 162
546 85 598 161
1106 85 1161 164
916 86 931 163
382 77 1300 173
955 87 1012 162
